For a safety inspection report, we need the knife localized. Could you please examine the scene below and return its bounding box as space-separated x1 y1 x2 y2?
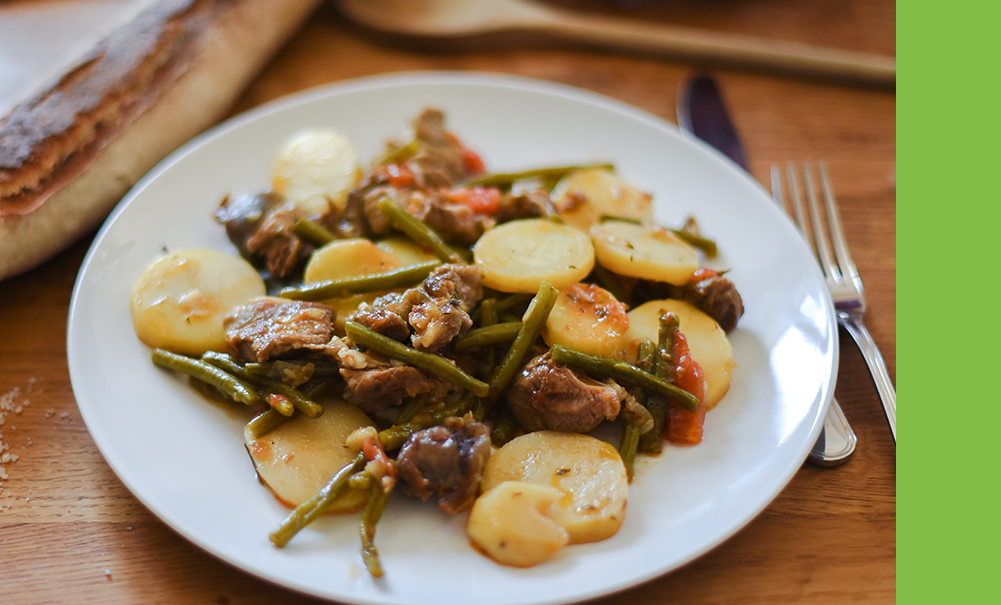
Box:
675 74 857 467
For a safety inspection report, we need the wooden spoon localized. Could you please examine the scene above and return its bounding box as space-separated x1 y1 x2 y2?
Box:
337 0 895 87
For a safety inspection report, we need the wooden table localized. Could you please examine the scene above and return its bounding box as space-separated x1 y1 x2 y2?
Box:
0 1 895 602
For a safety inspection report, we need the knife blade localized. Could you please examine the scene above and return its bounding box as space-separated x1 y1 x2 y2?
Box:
675 74 857 467
676 75 749 171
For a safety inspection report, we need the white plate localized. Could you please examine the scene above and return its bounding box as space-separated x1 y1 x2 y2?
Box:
68 72 837 605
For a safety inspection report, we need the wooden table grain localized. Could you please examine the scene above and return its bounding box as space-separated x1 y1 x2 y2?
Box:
0 1 895 603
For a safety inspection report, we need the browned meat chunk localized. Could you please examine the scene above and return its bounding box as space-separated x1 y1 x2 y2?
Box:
506 352 624 433
406 191 493 246
349 292 412 343
347 264 483 352
396 414 491 515
408 264 482 352
340 366 447 415
322 336 450 415
223 297 333 363
407 108 475 188
495 186 554 223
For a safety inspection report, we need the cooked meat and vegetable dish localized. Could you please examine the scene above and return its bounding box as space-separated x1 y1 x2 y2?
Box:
129 108 743 576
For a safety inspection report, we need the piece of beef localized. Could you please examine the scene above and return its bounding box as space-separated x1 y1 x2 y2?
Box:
396 414 491 515
347 264 483 352
407 108 473 188
322 336 450 415
634 269 744 332
494 186 554 223
216 191 351 279
506 352 624 433
407 191 493 246
223 297 334 363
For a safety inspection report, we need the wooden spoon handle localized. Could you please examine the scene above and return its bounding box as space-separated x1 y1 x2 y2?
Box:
530 8 895 87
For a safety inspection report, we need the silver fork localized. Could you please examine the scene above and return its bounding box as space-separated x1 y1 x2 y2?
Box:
774 163 896 444
771 165 858 466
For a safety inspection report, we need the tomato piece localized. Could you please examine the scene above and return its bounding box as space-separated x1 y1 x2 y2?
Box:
446 132 487 175
444 186 502 215
665 330 707 446
384 162 417 188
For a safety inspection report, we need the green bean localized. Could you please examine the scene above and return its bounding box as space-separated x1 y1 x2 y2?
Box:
485 281 558 404
589 263 629 304
494 292 534 313
245 408 292 440
395 393 430 424
270 394 295 417
671 229 718 257
375 138 419 165
618 422 642 482
490 409 519 447
345 321 489 397
152 349 260 406
462 163 615 188
637 343 665 454
475 298 499 379
202 352 323 418
279 260 441 302
360 479 392 578
549 344 699 412
291 218 336 247
478 298 498 327
270 452 366 547
376 196 459 263
454 321 522 352
377 397 473 451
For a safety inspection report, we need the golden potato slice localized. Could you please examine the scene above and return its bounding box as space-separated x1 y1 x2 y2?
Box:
542 283 630 359
245 399 375 512
304 238 404 334
130 249 265 356
272 129 362 209
590 221 698 286
626 299 736 410
551 167 654 232
304 238 402 284
374 236 438 267
473 219 594 293
481 431 628 544
466 481 570 568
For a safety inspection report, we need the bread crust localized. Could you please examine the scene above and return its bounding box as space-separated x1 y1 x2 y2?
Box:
0 0 324 281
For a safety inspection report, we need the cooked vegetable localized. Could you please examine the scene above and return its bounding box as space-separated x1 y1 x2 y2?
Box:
201 351 323 418
291 218 337 246
549 344 699 412
377 195 461 263
590 220 698 286
454 321 522 351
666 329 707 445
473 219 594 292
542 283 630 359
551 167 653 231
272 129 362 209
374 236 439 267
245 399 375 511
360 477 392 577
151 349 260 406
281 260 441 303
627 299 735 409
463 163 614 189
344 321 490 397
466 481 570 567
483 281 558 405
131 249 266 356
480 431 628 544
270 452 367 548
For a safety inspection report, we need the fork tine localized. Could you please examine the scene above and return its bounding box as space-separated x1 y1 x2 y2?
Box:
802 163 840 282
784 163 813 248
818 163 860 285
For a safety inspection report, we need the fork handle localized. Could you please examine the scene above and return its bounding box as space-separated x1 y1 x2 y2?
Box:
841 317 896 442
